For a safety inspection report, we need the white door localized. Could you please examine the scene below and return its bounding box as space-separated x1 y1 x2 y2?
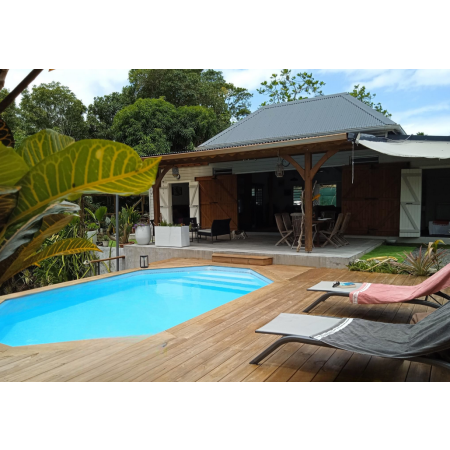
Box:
189 182 200 224
159 185 171 224
400 169 422 237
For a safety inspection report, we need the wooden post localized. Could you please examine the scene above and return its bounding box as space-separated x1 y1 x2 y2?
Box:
304 152 313 253
152 166 171 225
282 147 341 253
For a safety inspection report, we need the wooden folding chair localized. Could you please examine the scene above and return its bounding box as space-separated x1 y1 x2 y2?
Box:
335 213 351 246
282 213 293 232
319 213 344 248
275 214 293 247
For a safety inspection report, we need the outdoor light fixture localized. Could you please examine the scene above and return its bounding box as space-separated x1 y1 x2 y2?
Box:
275 152 285 178
140 255 149 268
172 167 181 180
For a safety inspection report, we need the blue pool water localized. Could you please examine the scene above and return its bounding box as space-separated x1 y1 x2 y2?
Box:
0 266 271 347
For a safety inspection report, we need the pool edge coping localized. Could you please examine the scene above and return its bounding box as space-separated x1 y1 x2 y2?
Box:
0 261 277 306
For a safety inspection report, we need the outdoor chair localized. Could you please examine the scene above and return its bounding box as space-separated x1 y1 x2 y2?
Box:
275 214 293 247
302 262 450 313
319 213 344 248
335 212 351 246
281 213 293 232
291 214 317 250
250 303 450 371
197 219 231 243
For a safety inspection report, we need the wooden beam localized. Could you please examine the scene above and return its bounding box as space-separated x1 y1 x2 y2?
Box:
310 147 341 179
0 69 43 114
282 154 305 180
158 140 351 168
152 166 171 225
304 153 313 253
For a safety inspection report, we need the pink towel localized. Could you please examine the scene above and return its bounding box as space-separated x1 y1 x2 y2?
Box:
349 263 450 305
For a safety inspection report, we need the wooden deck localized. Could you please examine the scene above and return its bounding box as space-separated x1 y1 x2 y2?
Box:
1 258 449 382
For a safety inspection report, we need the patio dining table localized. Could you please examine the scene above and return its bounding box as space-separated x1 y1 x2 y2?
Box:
290 214 332 248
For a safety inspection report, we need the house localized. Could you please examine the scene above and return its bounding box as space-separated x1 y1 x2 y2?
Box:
148 93 450 250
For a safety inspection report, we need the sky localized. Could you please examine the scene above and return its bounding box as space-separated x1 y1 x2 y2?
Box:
5 69 450 136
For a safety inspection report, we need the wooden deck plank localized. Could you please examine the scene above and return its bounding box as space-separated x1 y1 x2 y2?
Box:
1 258 449 382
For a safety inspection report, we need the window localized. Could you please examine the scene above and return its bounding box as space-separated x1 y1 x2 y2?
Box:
252 187 263 206
293 186 302 206
319 185 337 207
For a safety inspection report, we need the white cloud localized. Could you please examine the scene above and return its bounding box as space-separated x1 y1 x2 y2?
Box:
402 115 450 136
393 102 450 122
4 69 129 106
321 69 450 92
220 69 281 90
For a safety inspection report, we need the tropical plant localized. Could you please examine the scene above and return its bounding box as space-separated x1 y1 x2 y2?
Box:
32 218 99 287
0 129 161 287
347 259 400 274
393 240 448 276
158 220 183 227
107 205 141 245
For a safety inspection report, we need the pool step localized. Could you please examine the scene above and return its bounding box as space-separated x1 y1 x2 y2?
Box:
171 278 255 292
212 253 273 266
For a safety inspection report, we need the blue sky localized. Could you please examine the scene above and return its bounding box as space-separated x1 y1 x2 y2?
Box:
5 69 450 135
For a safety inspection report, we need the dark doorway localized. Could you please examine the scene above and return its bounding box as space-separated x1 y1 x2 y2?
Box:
237 168 343 232
171 183 190 225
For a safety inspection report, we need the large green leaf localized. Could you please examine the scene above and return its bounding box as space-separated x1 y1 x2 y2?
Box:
0 143 30 185
15 129 75 167
0 214 77 283
0 238 99 284
0 186 20 226
0 201 79 262
9 140 161 227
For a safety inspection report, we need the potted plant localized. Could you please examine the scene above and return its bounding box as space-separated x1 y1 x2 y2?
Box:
155 221 190 248
135 221 152 245
107 205 141 247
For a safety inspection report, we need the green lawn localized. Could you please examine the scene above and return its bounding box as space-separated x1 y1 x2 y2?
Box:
361 245 417 263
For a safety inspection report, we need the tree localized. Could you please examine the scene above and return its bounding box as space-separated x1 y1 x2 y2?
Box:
86 91 129 140
257 70 326 106
127 69 253 127
20 82 88 140
416 132 426 136
349 84 392 118
0 88 27 146
112 98 218 156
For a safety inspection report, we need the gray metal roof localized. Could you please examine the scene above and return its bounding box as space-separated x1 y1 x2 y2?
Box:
198 93 405 151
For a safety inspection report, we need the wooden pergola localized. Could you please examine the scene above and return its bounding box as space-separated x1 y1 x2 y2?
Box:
149 133 353 253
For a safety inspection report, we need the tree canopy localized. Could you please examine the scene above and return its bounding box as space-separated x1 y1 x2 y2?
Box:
112 98 218 156
349 84 392 118
257 70 326 106
20 82 88 140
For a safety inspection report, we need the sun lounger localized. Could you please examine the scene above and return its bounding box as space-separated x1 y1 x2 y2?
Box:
302 264 450 313
250 305 450 371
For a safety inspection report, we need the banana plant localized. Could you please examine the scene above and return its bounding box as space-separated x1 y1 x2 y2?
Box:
0 129 161 286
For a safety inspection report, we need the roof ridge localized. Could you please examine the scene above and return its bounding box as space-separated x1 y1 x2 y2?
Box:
341 94 397 126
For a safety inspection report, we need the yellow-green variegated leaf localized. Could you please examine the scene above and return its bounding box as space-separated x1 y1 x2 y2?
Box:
21 214 75 260
9 140 161 227
0 186 20 226
15 129 75 167
0 214 77 283
0 238 99 285
0 143 29 185
0 201 79 262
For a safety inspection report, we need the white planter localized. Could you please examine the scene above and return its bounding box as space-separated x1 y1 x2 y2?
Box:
87 230 98 241
135 225 151 245
155 226 190 248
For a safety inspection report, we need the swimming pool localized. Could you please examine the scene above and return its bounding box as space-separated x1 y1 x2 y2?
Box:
0 266 272 347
